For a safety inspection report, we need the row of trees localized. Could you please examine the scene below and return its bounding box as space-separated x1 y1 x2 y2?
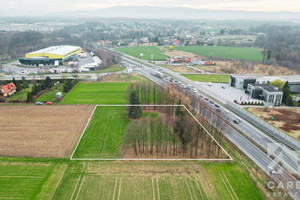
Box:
122 82 226 158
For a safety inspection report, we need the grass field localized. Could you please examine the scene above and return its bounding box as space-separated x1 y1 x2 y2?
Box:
36 86 64 102
50 161 264 200
61 82 130 104
116 46 168 60
0 158 67 200
7 86 32 101
174 46 263 62
72 106 131 158
181 74 230 83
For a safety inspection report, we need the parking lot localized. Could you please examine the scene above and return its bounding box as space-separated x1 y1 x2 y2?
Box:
194 82 260 104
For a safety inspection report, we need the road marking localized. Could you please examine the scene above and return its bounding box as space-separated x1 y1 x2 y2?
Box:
74 175 86 200
117 178 122 200
112 177 118 200
70 175 82 200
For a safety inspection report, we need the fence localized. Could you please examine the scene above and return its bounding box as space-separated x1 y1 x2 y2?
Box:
226 101 300 151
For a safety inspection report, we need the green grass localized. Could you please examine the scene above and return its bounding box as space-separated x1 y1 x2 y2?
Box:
174 46 263 62
61 82 130 104
202 162 264 200
72 106 131 158
7 86 32 101
51 161 264 200
116 46 168 60
0 158 66 200
181 74 230 83
36 86 64 102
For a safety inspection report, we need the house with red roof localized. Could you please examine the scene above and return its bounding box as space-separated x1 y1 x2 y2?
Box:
0 82 17 97
173 39 181 46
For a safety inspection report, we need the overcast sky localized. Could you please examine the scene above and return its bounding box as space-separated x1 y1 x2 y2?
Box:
1 0 300 15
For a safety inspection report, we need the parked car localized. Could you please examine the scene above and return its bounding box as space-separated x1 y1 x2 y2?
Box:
215 104 220 108
205 97 209 101
46 101 53 105
209 100 214 104
35 101 43 105
234 99 239 104
192 88 198 93
199 95 204 98
221 86 226 89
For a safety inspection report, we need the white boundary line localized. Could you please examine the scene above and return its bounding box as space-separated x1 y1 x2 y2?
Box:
70 105 98 159
70 104 232 161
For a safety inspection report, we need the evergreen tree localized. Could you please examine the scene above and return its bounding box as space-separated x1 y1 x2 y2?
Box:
26 92 33 103
128 90 142 119
282 81 291 105
45 77 52 88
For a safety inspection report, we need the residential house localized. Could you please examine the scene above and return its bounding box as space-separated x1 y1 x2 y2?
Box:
0 82 17 97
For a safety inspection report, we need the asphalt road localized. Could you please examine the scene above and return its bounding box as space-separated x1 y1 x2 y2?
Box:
118 52 300 199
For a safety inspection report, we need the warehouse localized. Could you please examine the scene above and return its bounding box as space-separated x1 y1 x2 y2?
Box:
19 45 82 66
229 74 259 89
246 84 283 105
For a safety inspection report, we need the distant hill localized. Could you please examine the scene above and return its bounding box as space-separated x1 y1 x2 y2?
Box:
54 6 300 21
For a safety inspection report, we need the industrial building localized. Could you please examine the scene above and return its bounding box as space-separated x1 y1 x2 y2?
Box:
246 84 283 105
229 74 259 89
19 45 82 66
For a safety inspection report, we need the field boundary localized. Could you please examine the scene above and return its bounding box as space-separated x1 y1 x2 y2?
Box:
70 104 232 161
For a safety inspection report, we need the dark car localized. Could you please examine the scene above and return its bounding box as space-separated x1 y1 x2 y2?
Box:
233 119 239 124
234 99 239 104
215 104 220 108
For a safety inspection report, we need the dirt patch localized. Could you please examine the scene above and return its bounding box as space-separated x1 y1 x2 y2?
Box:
248 107 300 141
0 105 94 158
160 47 298 75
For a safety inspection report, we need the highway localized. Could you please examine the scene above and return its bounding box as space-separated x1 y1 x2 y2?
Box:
116 51 300 199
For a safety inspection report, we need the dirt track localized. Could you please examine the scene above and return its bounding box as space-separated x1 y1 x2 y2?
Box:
0 105 94 158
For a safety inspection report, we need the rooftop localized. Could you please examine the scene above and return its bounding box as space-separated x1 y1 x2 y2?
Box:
249 83 281 93
231 74 259 79
27 45 81 56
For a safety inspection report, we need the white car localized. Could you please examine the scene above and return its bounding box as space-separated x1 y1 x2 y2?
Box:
192 88 198 93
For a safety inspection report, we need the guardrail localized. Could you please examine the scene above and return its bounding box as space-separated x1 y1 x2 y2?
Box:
226 101 300 151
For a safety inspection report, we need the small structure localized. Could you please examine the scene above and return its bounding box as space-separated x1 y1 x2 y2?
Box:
0 82 17 97
55 92 62 102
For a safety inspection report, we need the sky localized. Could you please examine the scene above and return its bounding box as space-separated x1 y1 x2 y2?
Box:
1 0 300 15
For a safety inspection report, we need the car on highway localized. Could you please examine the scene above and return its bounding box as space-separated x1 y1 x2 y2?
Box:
169 78 173 82
224 109 230 114
35 101 43 105
233 119 240 124
46 101 53 105
237 118 242 123
205 97 209 101
268 166 276 174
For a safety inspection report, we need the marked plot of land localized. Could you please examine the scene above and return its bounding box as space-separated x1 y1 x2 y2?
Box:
50 161 264 200
72 106 131 158
61 82 130 104
0 105 94 157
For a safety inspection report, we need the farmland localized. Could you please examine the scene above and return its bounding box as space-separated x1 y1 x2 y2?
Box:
116 46 168 60
0 105 94 157
51 161 264 200
174 46 263 62
181 74 230 83
61 82 130 104
72 106 131 158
